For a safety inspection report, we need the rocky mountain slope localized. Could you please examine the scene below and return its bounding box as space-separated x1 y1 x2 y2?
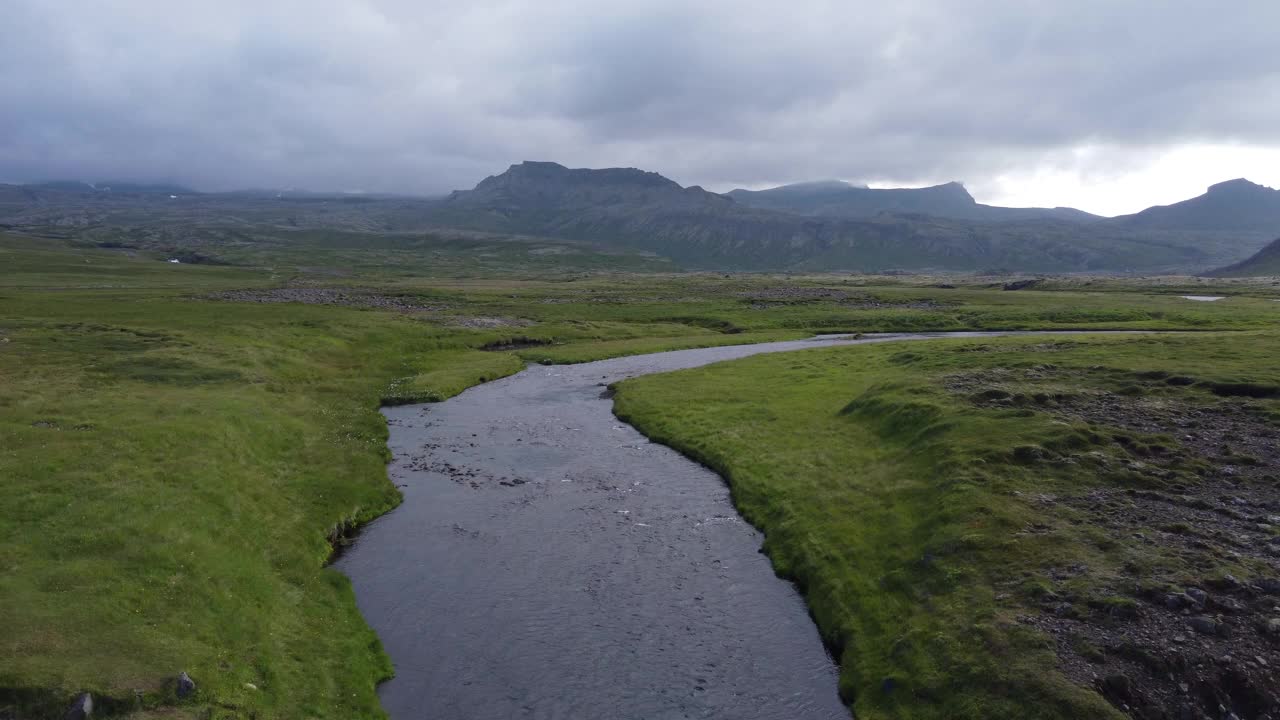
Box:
1204 236 1280 276
726 180 1100 223
433 162 1268 272
1112 179 1280 232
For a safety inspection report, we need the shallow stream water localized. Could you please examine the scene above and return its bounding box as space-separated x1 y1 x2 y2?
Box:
336 331 1059 719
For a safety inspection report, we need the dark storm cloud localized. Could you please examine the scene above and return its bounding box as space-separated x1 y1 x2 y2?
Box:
1 0 1277 195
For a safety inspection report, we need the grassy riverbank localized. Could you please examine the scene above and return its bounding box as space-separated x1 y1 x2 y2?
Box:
615 332 1280 719
4 230 1280 717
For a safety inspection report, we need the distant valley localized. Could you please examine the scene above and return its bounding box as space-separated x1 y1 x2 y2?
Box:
1206 235 1280 276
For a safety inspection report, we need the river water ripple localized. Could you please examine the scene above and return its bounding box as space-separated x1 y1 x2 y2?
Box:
336 332 1074 719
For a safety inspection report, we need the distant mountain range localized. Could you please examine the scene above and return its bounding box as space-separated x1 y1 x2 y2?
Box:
726 180 1101 223
433 161 1280 272
6 163 1280 274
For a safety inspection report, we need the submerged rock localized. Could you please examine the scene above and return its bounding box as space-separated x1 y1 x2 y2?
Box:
177 671 196 698
63 693 92 720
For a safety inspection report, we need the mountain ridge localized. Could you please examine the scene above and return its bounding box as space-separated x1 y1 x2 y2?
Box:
1204 235 1280 277
434 161 1269 272
4 162 1277 274
1110 178 1280 232
726 179 1101 223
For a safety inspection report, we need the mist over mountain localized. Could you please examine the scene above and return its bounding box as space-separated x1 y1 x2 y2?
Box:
28 180 198 195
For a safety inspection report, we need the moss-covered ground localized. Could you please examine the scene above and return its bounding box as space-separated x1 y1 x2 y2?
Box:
4 229 1280 717
615 332 1280 719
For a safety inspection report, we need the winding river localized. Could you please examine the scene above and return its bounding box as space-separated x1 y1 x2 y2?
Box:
335 332 1054 719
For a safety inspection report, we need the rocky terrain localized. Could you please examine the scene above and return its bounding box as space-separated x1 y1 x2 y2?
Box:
1207 237 1280 278
208 288 450 312
733 286 950 310
950 365 1280 719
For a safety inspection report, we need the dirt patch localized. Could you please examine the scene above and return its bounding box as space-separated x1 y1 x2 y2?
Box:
1022 489 1280 720
948 367 1280 719
295 266 354 277
736 287 858 302
949 367 1277 485
737 287 947 311
843 298 947 311
953 341 1086 354
445 316 536 329
208 288 450 312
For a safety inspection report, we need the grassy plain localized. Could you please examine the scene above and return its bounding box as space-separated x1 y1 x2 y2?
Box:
3 228 1280 717
616 332 1280 719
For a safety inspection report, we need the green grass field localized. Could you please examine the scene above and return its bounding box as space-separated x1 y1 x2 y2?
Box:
4 230 1280 717
615 332 1280 719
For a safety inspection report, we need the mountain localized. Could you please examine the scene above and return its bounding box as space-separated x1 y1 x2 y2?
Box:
3 163 1274 273
432 161 1221 272
1204 236 1280 276
445 160 721 211
1110 179 1280 233
726 180 1100 223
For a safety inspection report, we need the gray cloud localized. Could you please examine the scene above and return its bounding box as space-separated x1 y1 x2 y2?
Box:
2 0 1278 199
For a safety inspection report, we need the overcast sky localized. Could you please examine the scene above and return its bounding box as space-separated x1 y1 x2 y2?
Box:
3 1 1278 215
